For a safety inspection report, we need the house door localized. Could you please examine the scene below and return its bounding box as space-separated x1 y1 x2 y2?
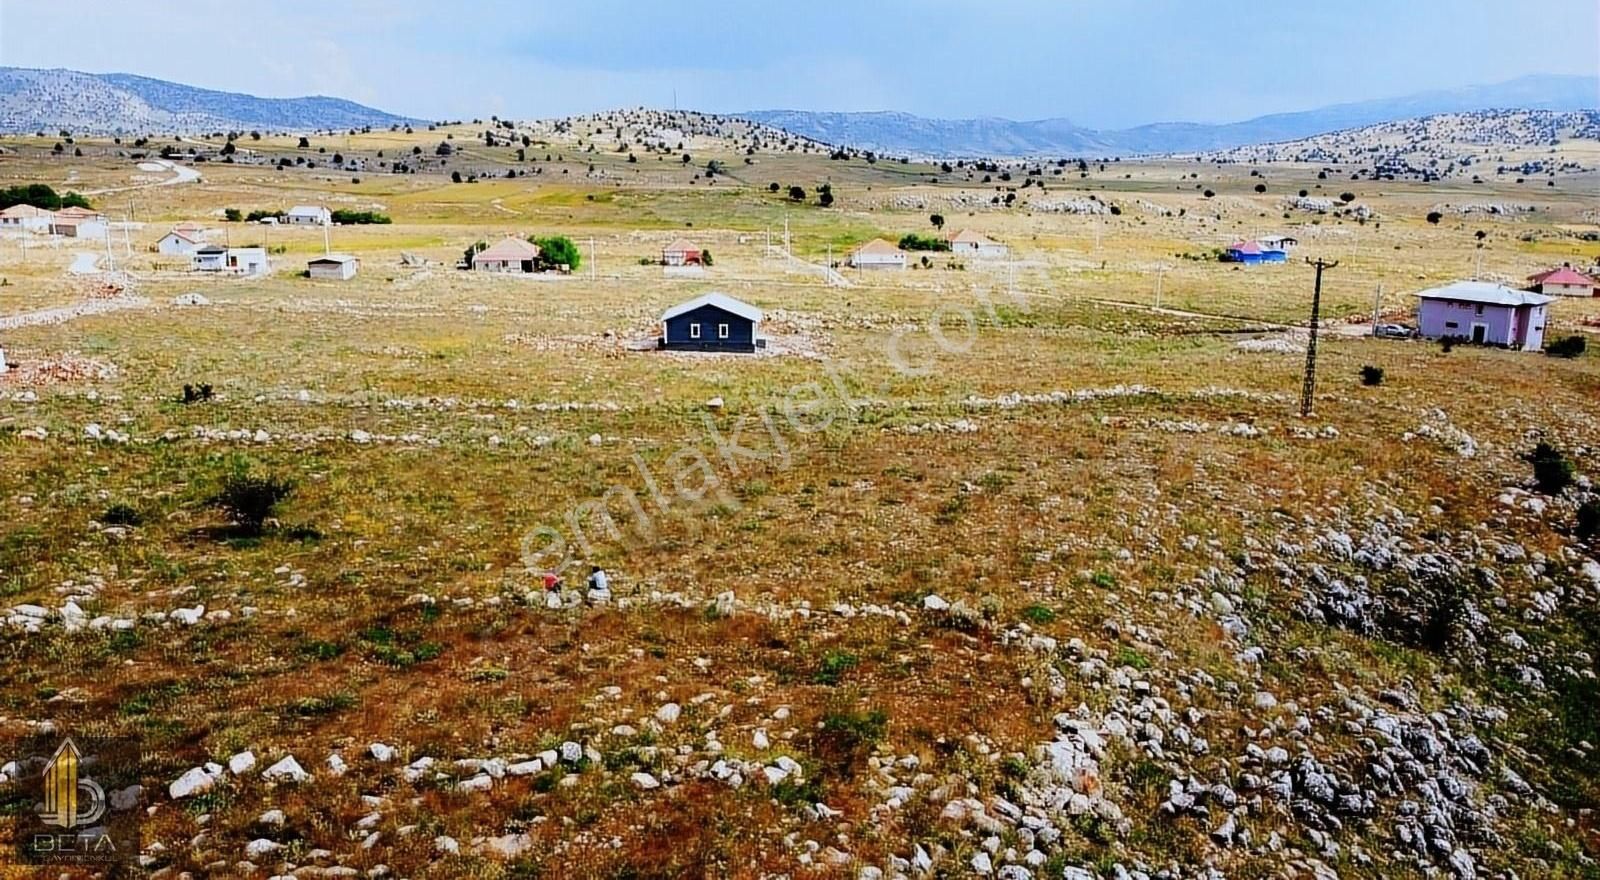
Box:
1471 324 1487 344
521 259 534 272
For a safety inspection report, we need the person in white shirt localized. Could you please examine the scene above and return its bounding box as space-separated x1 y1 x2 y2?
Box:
586 566 611 604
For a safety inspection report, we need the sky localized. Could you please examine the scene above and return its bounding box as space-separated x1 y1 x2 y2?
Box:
1 0 1596 128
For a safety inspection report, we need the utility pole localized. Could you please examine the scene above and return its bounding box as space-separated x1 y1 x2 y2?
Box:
1301 257 1339 418
1370 284 1383 336
589 236 596 280
1155 265 1167 310
323 217 331 255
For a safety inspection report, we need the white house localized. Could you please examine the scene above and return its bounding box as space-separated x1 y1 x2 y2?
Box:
285 205 331 226
947 229 1008 259
1258 234 1299 251
471 237 541 272
848 238 907 271
307 254 359 280
0 204 53 233
49 207 107 240
157 230 203 255
225 247 270 275
193 245 269 275
192 245 228 272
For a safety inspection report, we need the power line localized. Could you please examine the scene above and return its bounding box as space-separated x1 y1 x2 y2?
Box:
1301 257 1338 417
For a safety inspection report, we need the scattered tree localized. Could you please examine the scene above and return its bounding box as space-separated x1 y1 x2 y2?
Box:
532 235 582 272
1359 365 1385 386
1425 211 1443 224
929 214 945 230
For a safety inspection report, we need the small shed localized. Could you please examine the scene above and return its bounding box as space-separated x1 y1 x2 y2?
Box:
849 238 907 270
308 254 360 280
947 229 1007 258
1527 266 1597 297
662 238 703 266
225 247 270 276
158 230 202 255
472 237 541 272
286 205 331 226
1258 234 1299 251
660 292 764 353
1415 281 1552 350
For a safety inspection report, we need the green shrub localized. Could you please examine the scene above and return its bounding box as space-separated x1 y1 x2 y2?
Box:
1577 500 1599 540
212 466 295 533
1526 442 1575 495
898 233 950 252
812 650 859 685
330 209 391 225
1547 335 1588 359
1360 365 1385 386
101 503 143 527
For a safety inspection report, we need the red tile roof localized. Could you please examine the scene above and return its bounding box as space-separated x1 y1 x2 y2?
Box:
1528 267 1595 287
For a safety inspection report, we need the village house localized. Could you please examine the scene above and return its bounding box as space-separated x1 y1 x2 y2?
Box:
1258 234 1299 251
471 237 541 273
193 245 270 275
1415 281 1551 350
661 238 703 266
848 238 907 271
157 229 203 255
49 206 107 239
947 229 1008 258
0 204 54 233
660 292 764 353
307 254 360 280
285 205 331 226
1223 240 1287 264
1527 265 1597 297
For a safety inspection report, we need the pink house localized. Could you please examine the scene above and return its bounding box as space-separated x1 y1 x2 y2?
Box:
1415 281 1552 350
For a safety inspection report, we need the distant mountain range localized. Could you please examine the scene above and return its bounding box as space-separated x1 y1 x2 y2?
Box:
741 74 1600 157
2 67 1595 156
0 67 422 134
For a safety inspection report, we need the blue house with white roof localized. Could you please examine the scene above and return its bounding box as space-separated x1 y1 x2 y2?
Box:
660 292 765 353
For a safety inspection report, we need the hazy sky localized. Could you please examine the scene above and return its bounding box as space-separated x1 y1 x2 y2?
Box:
2 1 1595 127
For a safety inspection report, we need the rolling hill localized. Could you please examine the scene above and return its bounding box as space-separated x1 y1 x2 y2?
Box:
741 74 1600 157
0 67 423 134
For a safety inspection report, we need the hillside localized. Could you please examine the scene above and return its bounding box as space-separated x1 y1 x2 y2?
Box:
0 67 422 134
1207 109 1600 178
741 74 1600 157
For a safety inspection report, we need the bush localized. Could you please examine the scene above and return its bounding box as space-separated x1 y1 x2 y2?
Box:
1526 442 1575 495
1426 211 1443 224
1577 500 1600 540
330 209 391 225
1359 365 1385 386
531 235 581 272
1547 335 1587 359
699 248 713 267
898 233 949 252
101 503 143 527
181 383 214 404
223 208 242 222
212 466 295 533
812 650 858 685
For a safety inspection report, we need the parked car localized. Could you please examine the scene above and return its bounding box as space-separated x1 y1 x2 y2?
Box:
1374 323 1416 339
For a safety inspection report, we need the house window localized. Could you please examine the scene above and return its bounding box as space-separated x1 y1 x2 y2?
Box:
718 323 730 339
1474 304 1484 315
689 323 701 340
1444 321 1459 329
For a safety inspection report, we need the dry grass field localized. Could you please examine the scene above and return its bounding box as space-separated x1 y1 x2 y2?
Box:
1 122 1599 879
